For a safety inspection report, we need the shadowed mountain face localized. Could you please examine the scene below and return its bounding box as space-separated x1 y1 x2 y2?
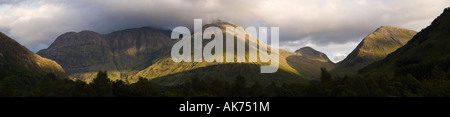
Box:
37 27 175 82
331 26 417 75
360 8 450 79
0 32 67 79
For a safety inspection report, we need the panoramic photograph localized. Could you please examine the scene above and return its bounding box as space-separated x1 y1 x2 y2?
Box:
0 0 449 115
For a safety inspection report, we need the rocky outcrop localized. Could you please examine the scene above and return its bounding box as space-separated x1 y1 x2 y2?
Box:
37 27 174 82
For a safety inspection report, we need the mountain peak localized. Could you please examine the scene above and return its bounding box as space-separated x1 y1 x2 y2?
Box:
47 30 106 49
295 47 332 63
0 32 30 55
356 26 417 58
372 26 415 35
331 26 417 75
79 30 99 34
360 7 450 77
297 46 315 51
378 25 401 29
295 46 317 55
202 21 237 30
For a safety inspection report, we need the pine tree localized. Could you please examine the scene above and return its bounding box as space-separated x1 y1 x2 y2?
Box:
233 75 247 97
320 68 332 83
91 71 113 97
113 80 127 97
249 81 264 97
131 77 156 97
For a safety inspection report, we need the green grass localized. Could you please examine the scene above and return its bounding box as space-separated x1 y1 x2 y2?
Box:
360 8 450 77
331 26 417 76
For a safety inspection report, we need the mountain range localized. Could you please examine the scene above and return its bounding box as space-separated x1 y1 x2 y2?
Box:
37 22 339 85
34 21 422 85
0 23 419 87
4 8 449 87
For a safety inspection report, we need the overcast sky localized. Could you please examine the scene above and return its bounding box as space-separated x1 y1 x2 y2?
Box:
0 0 448 62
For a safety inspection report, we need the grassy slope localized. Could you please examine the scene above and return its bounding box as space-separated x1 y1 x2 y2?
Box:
131 23 334 86
131 25 306 85
331 26 417 76
0 32 67 78
360 8 450 76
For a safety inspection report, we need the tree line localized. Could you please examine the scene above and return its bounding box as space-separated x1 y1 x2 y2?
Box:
0 67 449 97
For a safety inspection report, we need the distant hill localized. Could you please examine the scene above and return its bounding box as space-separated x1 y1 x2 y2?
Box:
331 26 417 75
0 32 67 79
360 7 450 80
288 47 335 79
295 47 333 63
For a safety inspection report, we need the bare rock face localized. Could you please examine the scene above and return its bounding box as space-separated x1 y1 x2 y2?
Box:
105 27 174 71
0 32 67 78
38 31 114 76
48 31 108 48
37 27 174 82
